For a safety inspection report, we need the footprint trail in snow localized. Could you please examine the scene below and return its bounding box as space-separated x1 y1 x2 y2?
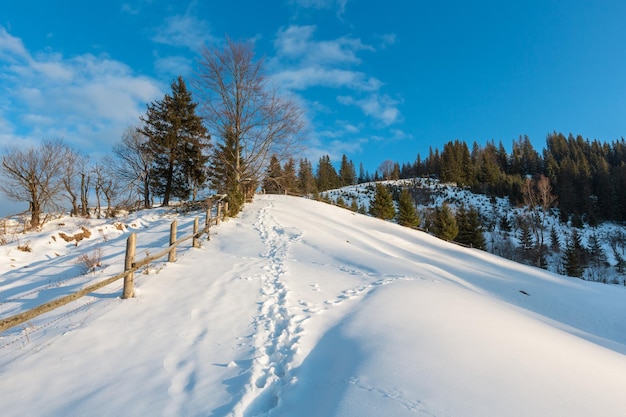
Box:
235 202 304 417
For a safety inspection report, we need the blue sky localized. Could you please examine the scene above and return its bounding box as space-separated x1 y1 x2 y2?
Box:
2 0 626 176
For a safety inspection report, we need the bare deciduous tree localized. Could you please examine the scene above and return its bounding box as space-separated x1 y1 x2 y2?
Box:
113 125 153 209
0 140 69 229
61 149 90 217
195 38 305 204
92 158 118 218
523 174 558 266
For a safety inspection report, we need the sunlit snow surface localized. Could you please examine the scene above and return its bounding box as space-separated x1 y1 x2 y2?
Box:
1 195 626 416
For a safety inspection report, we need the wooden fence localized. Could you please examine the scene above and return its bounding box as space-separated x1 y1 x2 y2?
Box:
0 198 229 333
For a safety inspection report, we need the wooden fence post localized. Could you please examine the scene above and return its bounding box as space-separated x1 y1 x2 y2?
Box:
122 233 136 299
169 220 177 262
216 202 222 224
206 200 212 240
193 217 199 248
224 201 229 218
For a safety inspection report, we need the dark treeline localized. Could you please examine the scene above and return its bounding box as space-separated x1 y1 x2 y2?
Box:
265 132 626 226
399 133 626 225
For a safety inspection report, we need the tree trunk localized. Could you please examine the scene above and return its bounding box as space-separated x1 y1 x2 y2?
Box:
162 158 174 207
143 174 151 209
80 173 89 217
30 200 40 229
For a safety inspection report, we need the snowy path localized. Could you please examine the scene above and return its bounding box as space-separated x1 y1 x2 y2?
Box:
232 200 304 416
3 195 626 416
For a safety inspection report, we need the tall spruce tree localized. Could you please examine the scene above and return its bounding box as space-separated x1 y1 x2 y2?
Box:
455 205 486 249
140 76 209 206
282 158 298 195
562 230 586 278
433 202 458 241
396 188 420 227
298 158 317 195
369 183 396 220
208 126 244 215
339 154 356 187
316 155 339 191
263 155 283 194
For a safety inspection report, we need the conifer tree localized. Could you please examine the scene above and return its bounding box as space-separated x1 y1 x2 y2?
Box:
549 226 561 252
396 188 420 227
433 202 458 241
263 155 283 194
282 158 298 195
209 126 244 215
298 158 317 195
358 162 366 184
562 230 586 278
517 220 534 251
339 154 356 187
587 234 608 268
140 76 209 206
499 216 512 234
316 155 339 191
369 183 395 220
455 205 485 249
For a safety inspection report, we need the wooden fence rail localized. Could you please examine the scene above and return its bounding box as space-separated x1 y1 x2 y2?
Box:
0 199 227 334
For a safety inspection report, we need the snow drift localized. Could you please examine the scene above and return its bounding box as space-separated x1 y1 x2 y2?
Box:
2 194 626 416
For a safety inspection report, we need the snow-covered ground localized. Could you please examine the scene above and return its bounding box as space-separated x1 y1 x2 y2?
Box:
323 179 626 283
2 194 626 416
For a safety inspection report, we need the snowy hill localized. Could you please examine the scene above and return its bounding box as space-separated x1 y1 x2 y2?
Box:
2 194 626 416
322 178 626 284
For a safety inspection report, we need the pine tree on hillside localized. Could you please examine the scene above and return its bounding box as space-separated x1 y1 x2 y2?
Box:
396 188 420 228
282 158 298 195
549 226 561 252
562 230 586 278
209 126 244 215
455 205 486 249
350 198 358 212
517 220 534 251
369 183 396 220
499 216 512 234
587 233 608 268
316 155 339 191
339 154 357 187
298 158 317 195
140 76 209 206
433 202 458 241
263 155 283 194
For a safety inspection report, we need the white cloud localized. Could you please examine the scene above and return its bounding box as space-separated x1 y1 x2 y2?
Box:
275 25 372 66
337 94 402 126
272 66 381 91
154 55 193 78
151 14 216 51
290 0 349 17
268 23 403 160
0 27 28 60
377 33 397 49
0 26 162 153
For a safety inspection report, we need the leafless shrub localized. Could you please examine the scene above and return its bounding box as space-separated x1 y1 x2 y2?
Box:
76 247 103 274
17 240 32 252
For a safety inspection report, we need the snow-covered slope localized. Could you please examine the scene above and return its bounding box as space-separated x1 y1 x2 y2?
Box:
2 195 626 416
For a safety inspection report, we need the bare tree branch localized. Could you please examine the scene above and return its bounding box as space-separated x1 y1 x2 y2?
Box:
0 139 69 228
194 38 305 201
